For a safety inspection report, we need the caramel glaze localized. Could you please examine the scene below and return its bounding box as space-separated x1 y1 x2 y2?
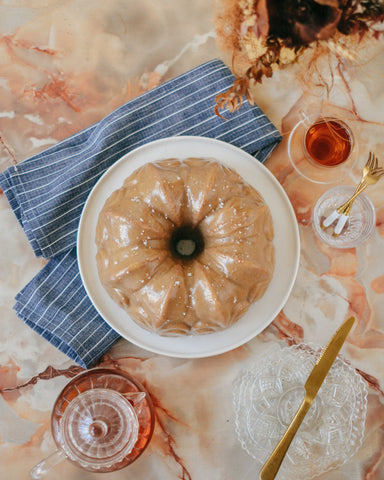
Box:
96 158 275 336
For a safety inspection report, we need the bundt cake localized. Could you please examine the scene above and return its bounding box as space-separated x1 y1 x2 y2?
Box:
95 158 274 336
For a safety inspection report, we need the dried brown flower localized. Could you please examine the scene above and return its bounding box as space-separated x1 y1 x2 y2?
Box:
214 77 254 117
214 0 384 114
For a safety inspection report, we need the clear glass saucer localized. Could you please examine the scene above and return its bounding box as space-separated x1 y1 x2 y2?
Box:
233 344 368 480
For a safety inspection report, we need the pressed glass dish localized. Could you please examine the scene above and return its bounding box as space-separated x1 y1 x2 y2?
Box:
233 344 368 480
312 185 376 248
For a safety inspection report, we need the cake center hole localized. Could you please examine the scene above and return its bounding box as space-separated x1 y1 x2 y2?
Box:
170 226 204 260
176 239 196 257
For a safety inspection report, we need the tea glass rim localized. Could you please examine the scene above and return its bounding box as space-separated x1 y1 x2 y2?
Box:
287 113 358 184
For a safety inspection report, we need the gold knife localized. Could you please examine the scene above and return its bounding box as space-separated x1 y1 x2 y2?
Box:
259 316 355 480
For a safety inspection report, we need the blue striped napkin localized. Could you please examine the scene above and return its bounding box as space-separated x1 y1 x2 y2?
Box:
0 59 281 368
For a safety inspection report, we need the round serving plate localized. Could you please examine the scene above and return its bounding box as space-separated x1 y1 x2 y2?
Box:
77 136 300 358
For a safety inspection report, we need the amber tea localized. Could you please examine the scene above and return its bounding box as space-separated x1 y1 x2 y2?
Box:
304 119 353 167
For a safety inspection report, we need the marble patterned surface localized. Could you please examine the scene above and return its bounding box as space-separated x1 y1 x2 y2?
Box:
0 1 384 479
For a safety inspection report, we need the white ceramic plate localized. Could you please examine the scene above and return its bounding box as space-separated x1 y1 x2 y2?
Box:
77 136 300 358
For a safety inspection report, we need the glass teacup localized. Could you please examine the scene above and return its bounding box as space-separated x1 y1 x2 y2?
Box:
288 107 358 184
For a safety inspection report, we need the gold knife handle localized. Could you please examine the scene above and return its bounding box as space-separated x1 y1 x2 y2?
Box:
259 397 311 480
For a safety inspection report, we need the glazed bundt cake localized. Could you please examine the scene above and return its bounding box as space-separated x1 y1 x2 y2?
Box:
95 158 274 336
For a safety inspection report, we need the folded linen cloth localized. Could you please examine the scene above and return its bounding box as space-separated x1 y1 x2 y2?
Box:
1 59 282 368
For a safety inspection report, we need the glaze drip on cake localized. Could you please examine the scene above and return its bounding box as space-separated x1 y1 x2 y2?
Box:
96 158 275 336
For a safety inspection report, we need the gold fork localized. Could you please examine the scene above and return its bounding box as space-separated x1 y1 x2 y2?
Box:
333 154 383 235
322 152 384 235
336 153 383 216
322 152 376 229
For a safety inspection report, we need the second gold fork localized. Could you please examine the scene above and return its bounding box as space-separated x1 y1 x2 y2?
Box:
322 152 383 235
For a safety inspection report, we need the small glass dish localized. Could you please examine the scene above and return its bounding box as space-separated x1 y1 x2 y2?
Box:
233 343 368 480
312 185 376 248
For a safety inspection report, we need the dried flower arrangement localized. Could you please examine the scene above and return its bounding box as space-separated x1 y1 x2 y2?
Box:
214 0 384 115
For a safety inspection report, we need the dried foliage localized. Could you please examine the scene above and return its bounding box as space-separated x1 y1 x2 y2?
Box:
214 0 384 113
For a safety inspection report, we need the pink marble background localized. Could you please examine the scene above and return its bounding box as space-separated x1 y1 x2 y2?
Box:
1 1 384 479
